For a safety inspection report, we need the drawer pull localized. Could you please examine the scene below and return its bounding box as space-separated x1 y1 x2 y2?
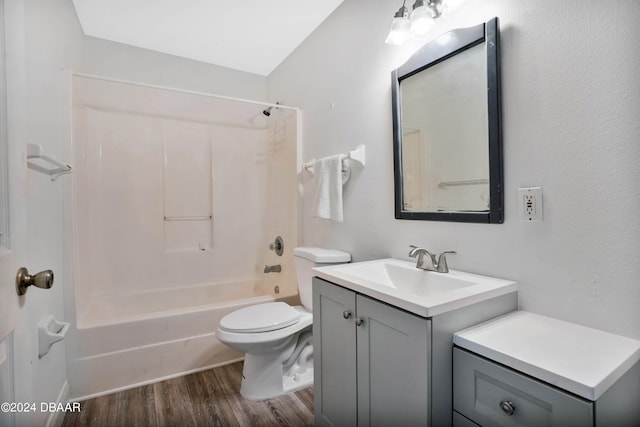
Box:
355 317 364 326
499 400 515 416
343 311 352 319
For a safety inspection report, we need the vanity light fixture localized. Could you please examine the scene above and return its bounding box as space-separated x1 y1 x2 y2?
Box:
385 0 467 45
385 1 411 45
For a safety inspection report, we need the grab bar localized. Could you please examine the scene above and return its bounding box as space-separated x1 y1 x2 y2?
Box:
163 215 212 221
438 178 489 188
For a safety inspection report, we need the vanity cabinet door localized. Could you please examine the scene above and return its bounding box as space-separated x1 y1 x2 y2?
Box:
356 295 431 427
313 278 432 427
313 278 358 427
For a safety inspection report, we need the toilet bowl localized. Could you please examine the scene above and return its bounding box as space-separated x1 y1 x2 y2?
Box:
216 247 350 400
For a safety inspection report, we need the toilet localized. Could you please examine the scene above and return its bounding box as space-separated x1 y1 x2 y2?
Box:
216 247 350 400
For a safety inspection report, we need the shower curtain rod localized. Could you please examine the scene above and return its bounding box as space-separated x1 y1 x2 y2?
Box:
66 70 299 112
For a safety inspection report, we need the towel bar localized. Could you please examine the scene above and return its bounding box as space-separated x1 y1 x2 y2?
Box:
302 144 366 178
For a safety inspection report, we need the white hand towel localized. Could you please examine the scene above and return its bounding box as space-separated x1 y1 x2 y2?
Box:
312 154 346 222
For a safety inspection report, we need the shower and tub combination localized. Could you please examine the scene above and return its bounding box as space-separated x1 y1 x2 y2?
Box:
63 74 301 399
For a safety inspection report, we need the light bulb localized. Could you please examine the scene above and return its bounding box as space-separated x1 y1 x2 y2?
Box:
410 5 432 35
386 15 411 45
386 5 411 45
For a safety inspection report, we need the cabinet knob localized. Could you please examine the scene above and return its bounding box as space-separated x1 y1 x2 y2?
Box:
343 311 352 319
499 400 515 416
355 317 364 327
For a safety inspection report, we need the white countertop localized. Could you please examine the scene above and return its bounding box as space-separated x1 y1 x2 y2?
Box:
313 258 517 317
453 311 640 401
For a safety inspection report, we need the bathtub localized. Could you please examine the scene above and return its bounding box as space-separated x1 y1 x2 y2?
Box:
67 279 298 400
66 74 301 400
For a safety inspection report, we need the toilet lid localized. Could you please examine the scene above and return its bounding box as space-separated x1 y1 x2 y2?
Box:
219 302 301 333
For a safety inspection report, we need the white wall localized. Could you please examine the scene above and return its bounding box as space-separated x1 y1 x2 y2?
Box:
268 0 640 339
4 0 268 424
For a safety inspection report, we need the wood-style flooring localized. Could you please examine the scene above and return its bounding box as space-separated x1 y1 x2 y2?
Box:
63 362 314 427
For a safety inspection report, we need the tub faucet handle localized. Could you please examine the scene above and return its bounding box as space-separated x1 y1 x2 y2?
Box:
269 236 284 256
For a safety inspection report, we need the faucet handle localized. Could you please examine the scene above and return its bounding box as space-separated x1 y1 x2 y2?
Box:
436 251 457 273
408 245 420 257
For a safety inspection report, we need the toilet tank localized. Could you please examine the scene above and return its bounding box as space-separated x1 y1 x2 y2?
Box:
293 247 351 311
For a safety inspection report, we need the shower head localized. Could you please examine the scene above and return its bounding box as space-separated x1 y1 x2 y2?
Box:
262 101 280 117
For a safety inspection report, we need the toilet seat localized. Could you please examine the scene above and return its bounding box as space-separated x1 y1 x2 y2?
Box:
219 302 301 333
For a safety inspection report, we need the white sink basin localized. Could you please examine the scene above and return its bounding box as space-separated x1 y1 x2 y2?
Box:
313 258 517 317
345 261 476 296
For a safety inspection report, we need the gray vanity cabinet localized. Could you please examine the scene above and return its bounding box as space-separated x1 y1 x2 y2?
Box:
452 311 640 427
313 278 430 427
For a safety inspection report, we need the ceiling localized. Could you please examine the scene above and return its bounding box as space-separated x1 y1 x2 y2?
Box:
72 0 344 76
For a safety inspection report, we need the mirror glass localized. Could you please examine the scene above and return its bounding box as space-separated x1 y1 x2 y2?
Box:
392 18 503 223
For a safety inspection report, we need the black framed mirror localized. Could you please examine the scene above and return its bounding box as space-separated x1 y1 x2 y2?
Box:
392 17 503 223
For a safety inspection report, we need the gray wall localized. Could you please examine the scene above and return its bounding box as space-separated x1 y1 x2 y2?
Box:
268 0 640 339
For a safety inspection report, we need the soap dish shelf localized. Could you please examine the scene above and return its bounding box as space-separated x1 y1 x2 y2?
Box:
27 143 72 181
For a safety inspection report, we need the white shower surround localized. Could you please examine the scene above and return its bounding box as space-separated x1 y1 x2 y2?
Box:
65 74 300 398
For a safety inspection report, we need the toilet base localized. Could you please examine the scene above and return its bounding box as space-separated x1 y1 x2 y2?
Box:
239 341 314 400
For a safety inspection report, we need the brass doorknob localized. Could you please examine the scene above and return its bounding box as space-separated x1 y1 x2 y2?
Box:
16 267 54 296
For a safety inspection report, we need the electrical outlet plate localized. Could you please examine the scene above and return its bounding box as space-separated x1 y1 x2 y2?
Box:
518 187 543 222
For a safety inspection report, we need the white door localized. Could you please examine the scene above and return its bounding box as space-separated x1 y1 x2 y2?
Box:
0 0 29 425
0 0 16 345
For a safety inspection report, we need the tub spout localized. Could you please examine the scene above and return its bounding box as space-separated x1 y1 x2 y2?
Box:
264 264 281 273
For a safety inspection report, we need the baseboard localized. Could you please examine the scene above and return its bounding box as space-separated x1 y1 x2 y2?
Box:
44 380 69 427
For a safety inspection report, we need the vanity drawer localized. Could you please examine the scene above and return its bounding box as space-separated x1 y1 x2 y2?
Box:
453 347 593 427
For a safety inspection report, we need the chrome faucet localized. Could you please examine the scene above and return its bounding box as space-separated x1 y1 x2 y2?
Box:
409 246 437 271
408 245 457 273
